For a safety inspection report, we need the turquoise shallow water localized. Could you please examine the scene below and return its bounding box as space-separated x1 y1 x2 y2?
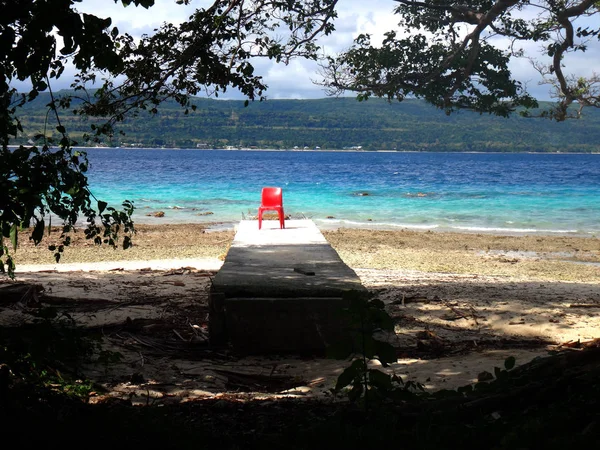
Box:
83 149 600 235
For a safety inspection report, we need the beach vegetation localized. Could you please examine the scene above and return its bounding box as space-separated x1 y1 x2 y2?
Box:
328 295 401 407
0 304 118 402
0 137 135 277
328 295 515 409
319 0 600 121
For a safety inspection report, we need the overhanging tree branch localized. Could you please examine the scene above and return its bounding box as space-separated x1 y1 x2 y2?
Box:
1 0 338 276
320 0 600 119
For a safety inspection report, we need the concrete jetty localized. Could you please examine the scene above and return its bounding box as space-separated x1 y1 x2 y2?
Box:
209 219 368 353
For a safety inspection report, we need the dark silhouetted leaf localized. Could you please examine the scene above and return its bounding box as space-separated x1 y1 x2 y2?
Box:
374 340 397 366
32 219 45 245
9 224 18 251
368 369 392 391
504 356 516 371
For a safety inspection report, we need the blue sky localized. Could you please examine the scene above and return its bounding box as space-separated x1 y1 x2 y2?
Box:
12 0 600 101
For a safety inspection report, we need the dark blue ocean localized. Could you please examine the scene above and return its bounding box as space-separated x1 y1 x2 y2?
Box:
84 149 600 235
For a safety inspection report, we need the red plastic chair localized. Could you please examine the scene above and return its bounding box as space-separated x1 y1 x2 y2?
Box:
258 187 285 229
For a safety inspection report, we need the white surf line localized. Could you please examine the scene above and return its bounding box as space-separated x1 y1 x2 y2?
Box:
16 258 224 273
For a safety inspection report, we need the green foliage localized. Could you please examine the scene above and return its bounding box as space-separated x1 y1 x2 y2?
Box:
12 94 600 151
329 291 522 410
0 141 135 277
1 0 137 277
329 294 425 407
320 0 600 120
0 307 121 401
7 0 338 141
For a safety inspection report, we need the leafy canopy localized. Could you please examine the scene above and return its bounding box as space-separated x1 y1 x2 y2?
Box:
320 0 600 120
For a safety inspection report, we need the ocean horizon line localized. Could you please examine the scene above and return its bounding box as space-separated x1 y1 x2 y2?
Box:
7 144 600 155
85 146 600 155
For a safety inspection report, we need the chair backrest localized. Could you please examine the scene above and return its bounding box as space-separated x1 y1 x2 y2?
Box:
261 187 283 207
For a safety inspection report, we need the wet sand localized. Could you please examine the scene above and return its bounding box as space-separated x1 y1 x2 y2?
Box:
11 223 600 282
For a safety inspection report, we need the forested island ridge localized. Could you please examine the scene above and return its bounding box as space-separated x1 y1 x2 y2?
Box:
13 92 600 153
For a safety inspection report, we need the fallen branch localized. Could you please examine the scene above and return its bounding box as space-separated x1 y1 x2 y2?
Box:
441 301 483 324
173 329 187 342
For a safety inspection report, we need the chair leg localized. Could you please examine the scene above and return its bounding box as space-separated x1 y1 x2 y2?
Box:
258 211 262 229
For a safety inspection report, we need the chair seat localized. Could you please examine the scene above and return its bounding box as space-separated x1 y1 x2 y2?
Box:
258 187 285 229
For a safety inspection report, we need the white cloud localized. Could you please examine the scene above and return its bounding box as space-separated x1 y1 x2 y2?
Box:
261 60 327 99
77 0 196 33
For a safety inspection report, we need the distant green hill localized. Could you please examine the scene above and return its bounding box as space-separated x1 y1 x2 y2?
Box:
11 91 600 152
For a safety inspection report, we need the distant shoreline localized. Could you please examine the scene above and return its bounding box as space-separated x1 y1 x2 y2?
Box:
83 147 600 155
13 222 600 283
7 145 600 155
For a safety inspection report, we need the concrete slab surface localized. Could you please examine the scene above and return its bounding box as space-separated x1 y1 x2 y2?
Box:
212 219 366 298
209 219 368 352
